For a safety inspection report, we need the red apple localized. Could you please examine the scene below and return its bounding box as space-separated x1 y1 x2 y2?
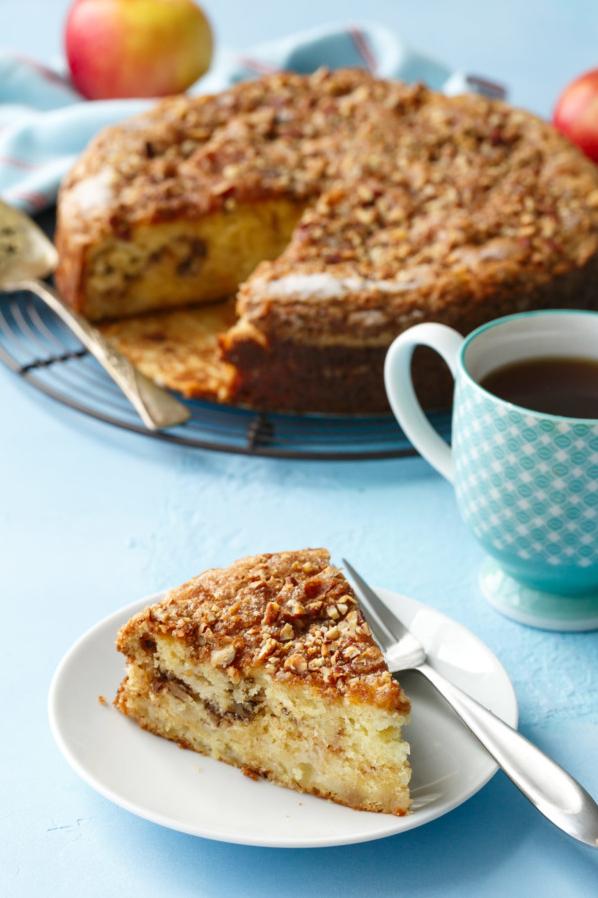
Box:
65 0 213 99
553 68 598 162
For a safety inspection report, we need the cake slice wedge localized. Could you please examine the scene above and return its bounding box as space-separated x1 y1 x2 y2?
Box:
115 549 411 814
98 299 237 401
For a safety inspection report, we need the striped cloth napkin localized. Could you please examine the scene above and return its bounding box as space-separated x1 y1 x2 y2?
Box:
0 21 505 215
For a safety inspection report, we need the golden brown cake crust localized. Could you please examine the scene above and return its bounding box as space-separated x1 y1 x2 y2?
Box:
117 548 410 713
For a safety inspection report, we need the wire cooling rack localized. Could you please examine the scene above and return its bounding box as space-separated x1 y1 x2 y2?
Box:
0 289 454 459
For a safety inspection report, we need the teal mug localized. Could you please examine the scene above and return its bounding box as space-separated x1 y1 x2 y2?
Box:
384 310 598 631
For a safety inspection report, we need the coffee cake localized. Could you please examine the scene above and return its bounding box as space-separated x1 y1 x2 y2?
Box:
115 549 411 815
56 69 598 412
98 299 236 400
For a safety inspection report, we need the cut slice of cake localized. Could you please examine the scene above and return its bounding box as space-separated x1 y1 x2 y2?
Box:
98 299 237 401
115 549 411 815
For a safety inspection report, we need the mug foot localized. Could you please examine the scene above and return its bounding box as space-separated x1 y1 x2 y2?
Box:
479 558 598 632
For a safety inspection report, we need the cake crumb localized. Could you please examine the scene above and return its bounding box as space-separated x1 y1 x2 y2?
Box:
97 694 108 706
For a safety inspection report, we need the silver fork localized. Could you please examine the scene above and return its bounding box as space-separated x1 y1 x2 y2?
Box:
0 200 190 430
342 559 598 848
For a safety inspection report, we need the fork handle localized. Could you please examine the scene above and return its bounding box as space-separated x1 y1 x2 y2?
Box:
416 661 598 848
23 279 190 430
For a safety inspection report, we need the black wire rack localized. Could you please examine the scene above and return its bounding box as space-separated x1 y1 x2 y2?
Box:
0 289 453 460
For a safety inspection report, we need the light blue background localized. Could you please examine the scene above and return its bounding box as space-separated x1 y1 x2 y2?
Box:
1 2 598 896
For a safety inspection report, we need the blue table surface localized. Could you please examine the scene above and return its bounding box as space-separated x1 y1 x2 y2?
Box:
2 2 598 896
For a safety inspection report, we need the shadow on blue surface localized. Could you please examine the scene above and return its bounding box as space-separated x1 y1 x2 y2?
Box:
90 764 598 898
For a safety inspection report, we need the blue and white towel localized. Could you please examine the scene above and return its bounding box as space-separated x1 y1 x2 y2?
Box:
0 22 505 215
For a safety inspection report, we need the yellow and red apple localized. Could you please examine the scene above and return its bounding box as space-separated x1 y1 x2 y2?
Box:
554 68 598 163
65 0 213 99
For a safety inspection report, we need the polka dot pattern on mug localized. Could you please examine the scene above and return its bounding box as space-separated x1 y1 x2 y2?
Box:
453 378 598 568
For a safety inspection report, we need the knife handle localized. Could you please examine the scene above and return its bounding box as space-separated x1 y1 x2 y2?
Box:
417 661 598 848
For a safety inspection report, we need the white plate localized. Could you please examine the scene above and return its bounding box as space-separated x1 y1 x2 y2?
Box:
48 589 518 848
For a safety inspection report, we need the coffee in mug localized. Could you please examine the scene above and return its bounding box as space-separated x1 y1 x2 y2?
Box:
384 310 598 632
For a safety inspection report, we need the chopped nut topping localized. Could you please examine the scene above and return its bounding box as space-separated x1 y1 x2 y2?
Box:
288 601 306 618
263 601 280 625
256 638 278 661
346 610 359 628
284 654 307 674
210 644 236 667
279 622 294 641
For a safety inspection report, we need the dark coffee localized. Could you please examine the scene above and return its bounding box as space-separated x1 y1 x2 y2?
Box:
479 356 598 418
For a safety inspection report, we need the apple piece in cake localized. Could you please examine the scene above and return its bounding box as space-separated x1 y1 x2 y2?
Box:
115 549 411 815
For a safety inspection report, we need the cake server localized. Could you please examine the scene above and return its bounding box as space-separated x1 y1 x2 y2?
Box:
342 558 598 848
0 200 190 430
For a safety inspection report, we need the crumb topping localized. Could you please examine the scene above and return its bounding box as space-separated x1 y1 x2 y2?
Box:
60 67 598 304
117 548 409 712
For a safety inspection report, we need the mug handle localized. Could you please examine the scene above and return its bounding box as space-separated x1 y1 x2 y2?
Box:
384 323 464 482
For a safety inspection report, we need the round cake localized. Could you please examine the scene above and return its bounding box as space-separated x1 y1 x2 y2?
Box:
55 68 598 413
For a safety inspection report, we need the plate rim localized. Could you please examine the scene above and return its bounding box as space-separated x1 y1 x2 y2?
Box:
48 589 518 848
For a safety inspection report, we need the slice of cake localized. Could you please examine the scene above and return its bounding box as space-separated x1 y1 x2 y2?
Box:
115 549 411 815
98 299 237 401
